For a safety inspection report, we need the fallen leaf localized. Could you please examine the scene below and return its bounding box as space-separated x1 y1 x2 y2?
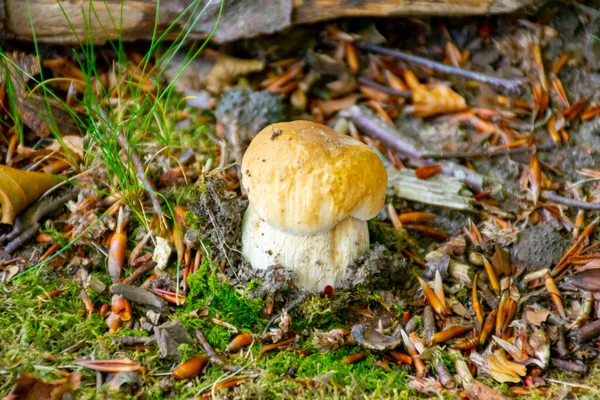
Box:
204 55 265 94
3 372 81 400
404 71 467 117
487 349 526 383
523 306 551 326
0 165 62 225
46 135 84 160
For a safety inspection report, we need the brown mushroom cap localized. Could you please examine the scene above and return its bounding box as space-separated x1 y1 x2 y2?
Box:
241 120 387 235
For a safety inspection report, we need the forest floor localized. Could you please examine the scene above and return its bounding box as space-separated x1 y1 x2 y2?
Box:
1 1 600 399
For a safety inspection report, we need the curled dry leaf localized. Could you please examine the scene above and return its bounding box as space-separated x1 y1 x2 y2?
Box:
46 135 84 161
4 372 81 400
404 71 467 117
204 54 265 94
522 306 551 327
351 323 402 351
487 349 526 383
0 164 62 225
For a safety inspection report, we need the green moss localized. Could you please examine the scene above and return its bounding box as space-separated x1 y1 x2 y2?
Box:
368 221 416 253
253 347 413 399
0 272 107 393
176 254 266 349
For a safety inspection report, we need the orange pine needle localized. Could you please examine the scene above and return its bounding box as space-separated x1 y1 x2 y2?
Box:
345 41 359 72
226 333 253 352
417 276 446 316
415 165 442 179
173 355 209 380
472 273 484 328
430 325 473 346
152 288 186 305
389 350 413 365
480 308 497 345
483 257 500 295
582 105 600 121
547 116 562 145
108 207 127 283
406 225 448 240
544 273 566 319
398 212 436 225
341 352 367 364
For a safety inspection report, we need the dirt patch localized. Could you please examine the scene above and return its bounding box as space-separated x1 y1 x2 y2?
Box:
511 224 571 272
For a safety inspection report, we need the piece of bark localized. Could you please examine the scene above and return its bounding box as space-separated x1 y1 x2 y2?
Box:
154 320 193 361
0 0 535 44
386 167 474 212
110 284 169 315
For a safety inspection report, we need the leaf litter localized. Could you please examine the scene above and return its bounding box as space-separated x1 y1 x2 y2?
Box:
1 2 600 399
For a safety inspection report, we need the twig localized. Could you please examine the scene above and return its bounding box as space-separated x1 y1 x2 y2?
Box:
122 260 156 286
576 319 600 342
355 41 527 91
422 146 535 160
195 329 239 373
357 77 412 99
342 105 485 192
341 105 426 159
111 336 156 346
550 359 588 375
117 133 164 219
541 192 600 210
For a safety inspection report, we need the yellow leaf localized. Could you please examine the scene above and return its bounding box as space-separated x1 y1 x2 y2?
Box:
487 349 526 383
0 165 62 225
405 71 467 117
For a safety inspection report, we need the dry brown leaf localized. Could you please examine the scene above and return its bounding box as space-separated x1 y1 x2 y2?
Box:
523 307 551 327
487 349 526 383
313 93 360 116
204 55 265 94
46 135 84 160
404 71 467 117
0 165 62 225
3 372 81 400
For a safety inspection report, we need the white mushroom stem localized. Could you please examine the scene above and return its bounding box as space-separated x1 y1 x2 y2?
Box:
241 206 369 292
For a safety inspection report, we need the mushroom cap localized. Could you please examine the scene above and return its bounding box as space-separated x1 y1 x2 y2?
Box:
241 120 387 235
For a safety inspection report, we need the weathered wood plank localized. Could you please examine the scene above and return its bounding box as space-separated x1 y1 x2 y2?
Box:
0 0 535 44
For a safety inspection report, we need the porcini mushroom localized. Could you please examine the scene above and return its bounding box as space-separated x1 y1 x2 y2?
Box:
241 120 387 292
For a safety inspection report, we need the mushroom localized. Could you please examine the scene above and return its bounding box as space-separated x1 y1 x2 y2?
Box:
241 120 387 292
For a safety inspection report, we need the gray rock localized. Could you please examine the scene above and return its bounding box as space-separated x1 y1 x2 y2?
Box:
154 320 193 361
512 224 570 272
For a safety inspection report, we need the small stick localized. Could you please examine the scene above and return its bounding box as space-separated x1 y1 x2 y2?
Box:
122 260 157 286
195 329 239 373
355 41 527 91
111 336 156 346
423 146 535 160
541 191 600 210
434 360 455 389
576 319 600 343
357 77 412 99
550 359 588 375
423 305 436 342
